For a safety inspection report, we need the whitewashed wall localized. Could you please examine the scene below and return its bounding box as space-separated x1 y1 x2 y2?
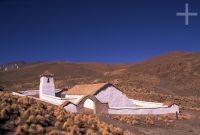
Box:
65 95 84 104
95 86 179 114
40 94 67 105
19 90 39 96
64 103 77 113
95 86 136 107
83 99 95 109
109 104 179 114
130 99 168 107
39 76 55 97
12 92 26 96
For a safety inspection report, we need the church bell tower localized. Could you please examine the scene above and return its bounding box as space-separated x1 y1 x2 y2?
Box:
39 71 55 98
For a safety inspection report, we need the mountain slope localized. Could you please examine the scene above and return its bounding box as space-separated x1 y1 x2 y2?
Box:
0 61 26 71
0 51 200 97
123 51 200 96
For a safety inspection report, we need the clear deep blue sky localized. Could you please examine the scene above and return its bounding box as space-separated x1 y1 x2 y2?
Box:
0 0 200 64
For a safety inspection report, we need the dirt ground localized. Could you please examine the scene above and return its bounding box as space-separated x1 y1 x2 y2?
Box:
98 109 200 135
134 111 200 135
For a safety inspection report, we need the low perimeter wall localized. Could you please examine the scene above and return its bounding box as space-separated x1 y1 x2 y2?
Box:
109 105 179 115
12 92 179 115
40 94 68 105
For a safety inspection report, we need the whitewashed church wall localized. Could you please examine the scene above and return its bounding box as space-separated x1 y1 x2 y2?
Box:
19 90 39 96
12 92 26 96
64 104 77 113
95 86 136 107
40 94 67 105
108 104 179 114
129 99 168 107
65 95 84 104
83 98 95 109
65 95 84 99
39 77 55 96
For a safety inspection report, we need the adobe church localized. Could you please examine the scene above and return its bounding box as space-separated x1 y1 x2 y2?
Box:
36 71 179 115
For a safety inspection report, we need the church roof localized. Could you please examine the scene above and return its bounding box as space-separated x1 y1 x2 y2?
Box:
63 83 112 95
40 70 54 77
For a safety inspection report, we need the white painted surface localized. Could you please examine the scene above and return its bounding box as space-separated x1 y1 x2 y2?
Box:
65 95 84 99
18 89 62 96
130 99 168 107
19 90 39 96
13 76 180 115
39 76 55 97
95 86 136 107
109 104 179 114
40 94 68 105
65 95 84 104
83 98 95 109
64 104 77 113
12 92 25 96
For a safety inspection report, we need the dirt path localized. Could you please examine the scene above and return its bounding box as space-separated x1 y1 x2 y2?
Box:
97 115 145 135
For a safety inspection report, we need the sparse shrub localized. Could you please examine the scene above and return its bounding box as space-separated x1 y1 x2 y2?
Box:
14 126 24 135
131 119 139 125
62 121 70 132
35 114 45 125
179 113 189 120
101 129 109 135
144 116 154 125
157 116 163 121
65 117 74 126
47 130 68 135
86 128 95 135
28 123 37 134
1 92 134 135
22 109 31 120
71 125 80 135
0 108 8 119
74 114 82 124
14 124 29 135
27 115 35 124
123 130 135 135
14 117 21 126
113 127 123 134
35 124 45 134
54 121 62 129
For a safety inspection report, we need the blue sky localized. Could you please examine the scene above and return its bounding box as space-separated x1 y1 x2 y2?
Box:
0 0 200 64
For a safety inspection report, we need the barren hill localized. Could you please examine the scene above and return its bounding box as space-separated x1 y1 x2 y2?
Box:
0 51 200 98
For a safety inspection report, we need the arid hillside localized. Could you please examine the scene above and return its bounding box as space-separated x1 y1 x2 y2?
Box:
119 51 200 97
0 51 200 98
